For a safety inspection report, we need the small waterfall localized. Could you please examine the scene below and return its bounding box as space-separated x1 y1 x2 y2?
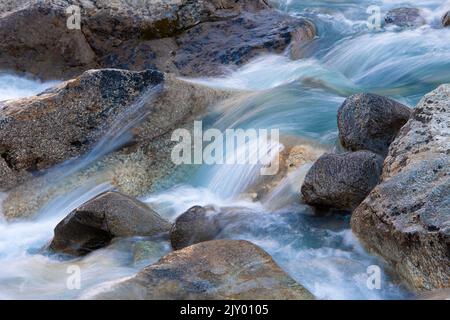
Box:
43 84 163 184
0 80 166 299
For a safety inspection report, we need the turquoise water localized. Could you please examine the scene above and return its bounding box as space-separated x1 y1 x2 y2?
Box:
1 0 449 299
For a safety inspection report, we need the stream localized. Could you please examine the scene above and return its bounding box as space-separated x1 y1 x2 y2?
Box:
0 0 449 300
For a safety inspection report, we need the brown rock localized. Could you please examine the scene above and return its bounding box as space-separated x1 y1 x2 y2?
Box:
85 240 315 300
0 68 163 189
1 70 232 219
0 0 315 79
50 191 171 256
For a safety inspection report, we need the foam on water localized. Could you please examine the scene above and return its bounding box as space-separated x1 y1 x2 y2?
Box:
0 73 59 101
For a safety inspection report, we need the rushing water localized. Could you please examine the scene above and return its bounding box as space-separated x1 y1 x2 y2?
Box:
1 0 450 299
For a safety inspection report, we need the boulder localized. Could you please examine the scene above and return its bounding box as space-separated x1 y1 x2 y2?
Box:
84 240 314 300
443 11 450 27
170 206 222 250
338 93 411 156
0 0 99 80
0 68 232 219
351 84 450 291
0 0 315 79
384 7 426 28
301 151 384 211
170 205 259 250
173 11 316 76
49 191 171 256
0 68 163 190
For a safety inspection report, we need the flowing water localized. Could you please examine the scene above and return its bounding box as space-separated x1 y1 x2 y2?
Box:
1 0 450 299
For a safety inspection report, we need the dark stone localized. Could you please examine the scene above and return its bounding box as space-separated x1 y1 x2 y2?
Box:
0 0 315 79
170 206 222 250
301 151 384 210
338 93 411 156
170 205 258 250
49 191 171 256
385 7 426 28
174 11 316 77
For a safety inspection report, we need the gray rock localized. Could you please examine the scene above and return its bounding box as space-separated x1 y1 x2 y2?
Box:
0 70 232 219
50 191 171 256
0 0 315 79
385 7 426 28
170 206 222 251
0 68 163 190
351 84 450 291
338 93 411 156
85 239 315 300
301 151 384 211
170 205 258 250
443 11 450 27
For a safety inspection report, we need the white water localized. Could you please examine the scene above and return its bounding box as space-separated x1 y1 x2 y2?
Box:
1 0 449 299
0 73 59 101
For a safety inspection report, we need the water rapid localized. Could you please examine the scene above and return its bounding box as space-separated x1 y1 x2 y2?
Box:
1 0 449 299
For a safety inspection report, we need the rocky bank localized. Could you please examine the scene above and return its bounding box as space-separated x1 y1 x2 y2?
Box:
351 84 450 291
0 0 316 80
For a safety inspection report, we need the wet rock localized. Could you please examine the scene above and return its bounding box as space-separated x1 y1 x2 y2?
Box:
0 68 163 189
338 93 411 156
0 0 315 79
50 191 171 256
173 11 316 77
133 240 170 266
351 84 450 291
85 239 315 300
171 206 222 250
0 0 99 80
301 151 384 211
416 289 450 300
0 69 232 211
244 137 328 203
170 205 259 250
384 7 426 28
442 11 450 27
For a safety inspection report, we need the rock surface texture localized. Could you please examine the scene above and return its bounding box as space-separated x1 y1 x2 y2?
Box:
338 93 411 156
170 205 260 250
85 240 315 300
0 0 316 79
50 191 171 256
443 11 450 27
351 84 450 291
384 7 426 28
0 69 232 219
301 151 384 211
0 69 163 189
